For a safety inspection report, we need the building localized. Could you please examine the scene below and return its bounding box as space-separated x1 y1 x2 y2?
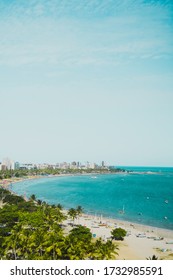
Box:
2 158 15 170
19 163 36 170
14 162 20 170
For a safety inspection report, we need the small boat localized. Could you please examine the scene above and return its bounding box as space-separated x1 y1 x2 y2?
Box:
165 200 168 204
154 237 164 241
99 223 107 227
164 216 168 220
136 233 146 238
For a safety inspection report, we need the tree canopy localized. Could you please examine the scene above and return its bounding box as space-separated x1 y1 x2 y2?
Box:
0 187 118 260
111 227 127 241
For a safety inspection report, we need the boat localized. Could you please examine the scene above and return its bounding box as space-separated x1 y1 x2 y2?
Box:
136 233 146 238
154 237 164 241
165 200 169 204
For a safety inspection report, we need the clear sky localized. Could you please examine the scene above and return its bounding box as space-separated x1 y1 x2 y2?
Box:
0 0 173 166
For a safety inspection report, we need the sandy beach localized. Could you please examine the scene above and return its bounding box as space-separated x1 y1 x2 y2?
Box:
63 212 173 260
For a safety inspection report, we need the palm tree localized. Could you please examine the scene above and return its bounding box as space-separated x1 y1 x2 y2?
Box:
68 208 77 226
63 236 90 260
76 205 83 224
3 224 22 260
100 240 119 259
76 205 83 216
30 194 36 201
146 255 159 260
90 239 118 260
44 231 65 260
64 225 92 260
57 203 63 210
37 199 42 205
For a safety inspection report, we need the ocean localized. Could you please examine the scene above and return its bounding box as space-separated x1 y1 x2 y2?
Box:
11 166 173 230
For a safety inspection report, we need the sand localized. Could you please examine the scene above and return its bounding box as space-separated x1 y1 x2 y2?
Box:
63 212 173 260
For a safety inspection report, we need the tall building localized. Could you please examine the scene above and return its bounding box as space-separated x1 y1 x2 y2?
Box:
14 162 20 169
0 164 7 171
2 158 15 170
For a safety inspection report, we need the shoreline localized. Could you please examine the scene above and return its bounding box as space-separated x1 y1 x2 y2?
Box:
85 213 173 239
1 174 173 235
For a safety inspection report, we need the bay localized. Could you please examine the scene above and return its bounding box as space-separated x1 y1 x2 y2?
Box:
11 166 173 230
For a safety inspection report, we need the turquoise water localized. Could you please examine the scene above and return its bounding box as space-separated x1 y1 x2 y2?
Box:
11 166 173 230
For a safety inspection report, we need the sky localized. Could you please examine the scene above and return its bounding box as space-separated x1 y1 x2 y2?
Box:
0 0 173 166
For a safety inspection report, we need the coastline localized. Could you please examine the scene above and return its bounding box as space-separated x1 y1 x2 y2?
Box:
1 175 173 259
2 174 173 235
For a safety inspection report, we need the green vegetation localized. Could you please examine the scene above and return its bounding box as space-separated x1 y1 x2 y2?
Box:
111 227 127 241
0 187 118 260
68 208 78 225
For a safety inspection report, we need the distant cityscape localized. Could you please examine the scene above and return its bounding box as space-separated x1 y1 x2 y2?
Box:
0 157 108 171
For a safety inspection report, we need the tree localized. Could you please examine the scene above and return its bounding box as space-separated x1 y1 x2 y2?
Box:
63 226 92 260
76 205 83 217
14 172 20 178
68 208 77 225
30 194 36 201
0 187 119 260
146 255 159 260
57 203 63 210
37 199 42 205
44 230 65 260
111 227 127 241
69 225 92 243
90 239 118 260
3 223 23 260
76 205 83 224
3 194 25 204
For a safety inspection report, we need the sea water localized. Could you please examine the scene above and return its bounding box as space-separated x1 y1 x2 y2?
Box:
11 167 173 230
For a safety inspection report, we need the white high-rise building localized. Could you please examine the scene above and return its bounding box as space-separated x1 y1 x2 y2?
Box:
2 158 15 170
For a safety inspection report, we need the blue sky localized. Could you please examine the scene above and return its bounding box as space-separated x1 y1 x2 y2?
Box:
0 0 173 166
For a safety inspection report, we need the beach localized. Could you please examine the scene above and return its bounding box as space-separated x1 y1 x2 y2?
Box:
63 212 173 260
1 176 173 260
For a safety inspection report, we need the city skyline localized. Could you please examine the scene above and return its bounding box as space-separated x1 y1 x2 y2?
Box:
1 1 173 167
0 156 108 170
